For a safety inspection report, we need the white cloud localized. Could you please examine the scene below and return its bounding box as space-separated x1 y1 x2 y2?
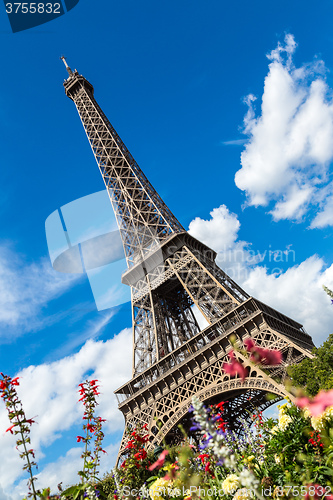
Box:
189 205 241 252
235 34 333 225
0 328 132 498
188 204 260 281
310 189 333 228
12 442 120 498
188 204 333 345
243 256 333 345
0 243 80 338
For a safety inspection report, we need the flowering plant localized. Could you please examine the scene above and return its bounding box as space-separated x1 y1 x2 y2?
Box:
62 379 106 500
0 373 38 499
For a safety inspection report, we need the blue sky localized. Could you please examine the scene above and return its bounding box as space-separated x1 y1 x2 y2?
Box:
1 0 333 496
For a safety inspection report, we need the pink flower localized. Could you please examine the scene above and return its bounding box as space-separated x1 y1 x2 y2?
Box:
148 449 169 471
222 350 248 381
244 338 282 366
296 389 333 417
243 338 255 351
304 484 325 500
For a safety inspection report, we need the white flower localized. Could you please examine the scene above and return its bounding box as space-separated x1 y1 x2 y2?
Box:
232 488 253 500
222 474 240 495
310 405 333 431
85 486 99 500
278 413 292 431
149 478 171 500
239 467 258 489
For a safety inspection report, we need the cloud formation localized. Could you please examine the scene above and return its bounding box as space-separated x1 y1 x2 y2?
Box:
0 243 80 339
189 204 258 281
235 34 333 226
188 204 333 345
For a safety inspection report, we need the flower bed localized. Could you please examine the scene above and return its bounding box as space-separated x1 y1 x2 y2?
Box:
2 321 333 499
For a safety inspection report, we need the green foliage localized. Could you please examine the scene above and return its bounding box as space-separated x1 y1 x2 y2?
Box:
116 425 154 494
288 333 333 396
264 404 330 486
98 472 117 499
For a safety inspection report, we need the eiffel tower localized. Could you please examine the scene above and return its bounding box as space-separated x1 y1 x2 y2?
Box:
61 58 314 461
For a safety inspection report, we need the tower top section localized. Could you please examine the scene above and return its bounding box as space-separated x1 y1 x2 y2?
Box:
61 59 94 101
60 56 73 76
61 61 184 266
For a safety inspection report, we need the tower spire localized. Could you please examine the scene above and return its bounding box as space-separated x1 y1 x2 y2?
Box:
60 56 73 77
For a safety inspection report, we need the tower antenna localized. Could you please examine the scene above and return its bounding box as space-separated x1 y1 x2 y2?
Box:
60 56 73 76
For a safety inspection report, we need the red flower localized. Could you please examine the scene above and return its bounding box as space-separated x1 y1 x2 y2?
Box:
87 423 96 433
198 453 209 463
76 436 85 442
148 449 169 470
217 421 226 432
134 449 147 460
296 389 333 417
11 377 20 386
125 440 135 449
25 418 36 426
222 350 248 381
5 424 16 434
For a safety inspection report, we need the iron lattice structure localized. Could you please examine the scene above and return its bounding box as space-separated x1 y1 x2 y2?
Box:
62 60 315 462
